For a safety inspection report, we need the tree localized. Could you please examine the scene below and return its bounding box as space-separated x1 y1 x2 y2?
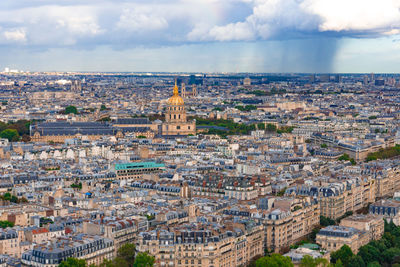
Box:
255 253 294 267
0 129 19 141
347 255 365 267
266 123 277 132
133 252 155 267
320 216 335 227
300 255 329 267
321 144 328 148
367 262 381 267
257 123 265 130
118 243 136 266
100 104 107 111
21 134 31 142
338 154 350 161
59 258 86 267
65 105 78 114
100 258 129 267
382 247 400 265
0 221 14 228
358 245 380 264
330 245 354 266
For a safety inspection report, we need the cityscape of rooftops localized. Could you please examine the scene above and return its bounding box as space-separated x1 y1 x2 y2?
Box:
0 1 399 267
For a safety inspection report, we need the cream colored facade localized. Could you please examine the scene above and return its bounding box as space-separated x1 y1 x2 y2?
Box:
161 82 196 136
316 226 370 253
263 197 320 252
340 214 384 241
137 223 264 267
318 179 375 220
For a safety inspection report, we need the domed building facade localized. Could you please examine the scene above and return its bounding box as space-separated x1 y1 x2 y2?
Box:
161 81 196 136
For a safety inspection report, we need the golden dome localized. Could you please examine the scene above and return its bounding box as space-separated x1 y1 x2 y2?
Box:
167 81 185 106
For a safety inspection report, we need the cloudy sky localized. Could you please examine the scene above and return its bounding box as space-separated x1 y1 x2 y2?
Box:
1 0 400 73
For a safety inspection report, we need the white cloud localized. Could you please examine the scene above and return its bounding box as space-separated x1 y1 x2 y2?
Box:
117 8 168 32
309 0 400 32
4 28 26 42
192 0 400 41
0 0 399 47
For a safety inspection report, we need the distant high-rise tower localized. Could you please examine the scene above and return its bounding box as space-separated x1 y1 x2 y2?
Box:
363 75 369 85
309 74 316 83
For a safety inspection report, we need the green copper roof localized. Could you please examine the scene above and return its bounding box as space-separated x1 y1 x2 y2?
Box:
115 162 165 170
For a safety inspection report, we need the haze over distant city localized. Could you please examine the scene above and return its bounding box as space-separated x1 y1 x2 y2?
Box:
1 0 400 73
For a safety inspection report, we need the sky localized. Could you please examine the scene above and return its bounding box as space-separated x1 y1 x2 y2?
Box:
1 0 400 73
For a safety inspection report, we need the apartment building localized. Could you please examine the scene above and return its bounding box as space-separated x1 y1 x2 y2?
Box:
316 226 369 253
263 197 320 252
136 221 264 267
369 199 400 225
288 178 375 220
83 217 148 254
340 214 384 241
21 235 114 267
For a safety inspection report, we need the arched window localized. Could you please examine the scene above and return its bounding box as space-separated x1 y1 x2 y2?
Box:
174 115 176 119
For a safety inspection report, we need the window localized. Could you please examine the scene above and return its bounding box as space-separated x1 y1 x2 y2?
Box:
188 126 190 129
177 126 181 130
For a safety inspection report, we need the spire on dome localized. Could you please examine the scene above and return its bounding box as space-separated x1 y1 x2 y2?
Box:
173 79 179 96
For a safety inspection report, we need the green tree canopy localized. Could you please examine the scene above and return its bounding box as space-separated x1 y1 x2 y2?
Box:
118 243 136 266
59 258 86 267
133 252 155 267
0 221 14 229
330 245 354 266
0 129 19 141
255 253 294 267
300 255 329 267
65 105 78 114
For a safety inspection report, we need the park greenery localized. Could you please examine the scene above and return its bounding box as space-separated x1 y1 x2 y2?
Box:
0 129 19 142
0 220 14 229
71 183 83 190
0 192 28 204
195 117 293 138
0 119 32 142
65 105 78 115
338 153 356 165
58 243 155 267
366 145 400 162
245 88 287 96
235 105 258 112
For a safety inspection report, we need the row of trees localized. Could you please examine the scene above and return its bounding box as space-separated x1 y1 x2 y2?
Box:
338 153 356 165
248 253 343 267
0 119 32 142
366 145 400 162
245 88 287 96
196 117 294 138
235 105 258 112
0 192 28 204
59 243 155 267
